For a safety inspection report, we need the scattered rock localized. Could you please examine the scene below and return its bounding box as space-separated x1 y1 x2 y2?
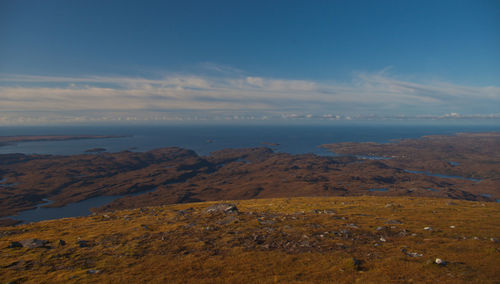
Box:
19 239 49 249
176 208 193 216
87 269 101 274
450 225 455 229
8 241 23 248
407 252 423 257
351 258 362 271
424 227 433 231
376 226 385 231
339 230 351 237
379 237 387 242
312 209 336 214
204 203 238 214
385 203 402 209
401 248 423 257
77 240 90 247
386 219 403 225
490 238 499 243
399 229 409 237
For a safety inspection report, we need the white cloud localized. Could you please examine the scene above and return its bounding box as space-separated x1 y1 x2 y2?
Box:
0 70 499 124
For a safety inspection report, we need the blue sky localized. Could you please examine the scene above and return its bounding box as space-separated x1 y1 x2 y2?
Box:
0 0 499 124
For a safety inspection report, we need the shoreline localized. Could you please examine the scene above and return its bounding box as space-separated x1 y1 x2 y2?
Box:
1 131 499 225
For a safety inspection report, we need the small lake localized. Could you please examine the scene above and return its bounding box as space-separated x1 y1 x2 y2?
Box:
5 196 122 224
426 188 440 192
369 188 388 192
404 169 481 182
4 188 158 224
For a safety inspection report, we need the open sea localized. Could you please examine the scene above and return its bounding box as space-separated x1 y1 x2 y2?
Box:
1 121 500 156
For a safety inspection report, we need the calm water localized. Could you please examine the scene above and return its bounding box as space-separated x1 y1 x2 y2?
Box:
8 197 119 224
8 188 158 224
2 122 500 156
2 121 500 223
403 169 481 182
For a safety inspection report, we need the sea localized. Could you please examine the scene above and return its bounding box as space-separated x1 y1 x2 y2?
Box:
2 120 500 223
2 121 500 157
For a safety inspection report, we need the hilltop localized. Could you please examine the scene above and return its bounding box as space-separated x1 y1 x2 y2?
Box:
1 196 499 283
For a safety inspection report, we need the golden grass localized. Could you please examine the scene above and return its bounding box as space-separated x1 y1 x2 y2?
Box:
0 196 499 283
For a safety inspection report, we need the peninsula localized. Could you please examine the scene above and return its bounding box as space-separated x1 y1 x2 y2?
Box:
0 135 127 147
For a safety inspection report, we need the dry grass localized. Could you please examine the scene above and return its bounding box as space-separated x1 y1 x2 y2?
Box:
1 196 499 283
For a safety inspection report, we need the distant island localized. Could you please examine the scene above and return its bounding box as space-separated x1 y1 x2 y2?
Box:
261 142 280 147
84 148 107 153
0 135 128 147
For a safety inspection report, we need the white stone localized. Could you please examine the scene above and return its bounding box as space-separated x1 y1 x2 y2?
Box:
435 258 446 265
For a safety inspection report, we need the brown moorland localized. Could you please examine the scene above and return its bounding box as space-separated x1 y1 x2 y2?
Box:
1 132 499 226
0 196 499 283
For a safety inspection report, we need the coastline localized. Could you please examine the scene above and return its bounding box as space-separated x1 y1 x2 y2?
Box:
1 131 499 225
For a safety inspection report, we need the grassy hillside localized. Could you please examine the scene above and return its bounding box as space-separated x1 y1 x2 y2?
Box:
1 196 499 283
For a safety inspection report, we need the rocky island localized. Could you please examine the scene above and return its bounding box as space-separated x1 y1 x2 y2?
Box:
0 135 127 147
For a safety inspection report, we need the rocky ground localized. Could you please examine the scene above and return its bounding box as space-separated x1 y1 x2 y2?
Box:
1 132 499 226
1 196 499 283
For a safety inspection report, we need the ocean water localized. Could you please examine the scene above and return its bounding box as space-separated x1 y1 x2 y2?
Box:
1 122 500 156
2 121 500 223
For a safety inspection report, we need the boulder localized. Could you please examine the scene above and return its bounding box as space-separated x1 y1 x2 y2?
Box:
8 241 23 248
204 203 238 214
77 240 90 247
19 238 49 249
435 258 446 266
